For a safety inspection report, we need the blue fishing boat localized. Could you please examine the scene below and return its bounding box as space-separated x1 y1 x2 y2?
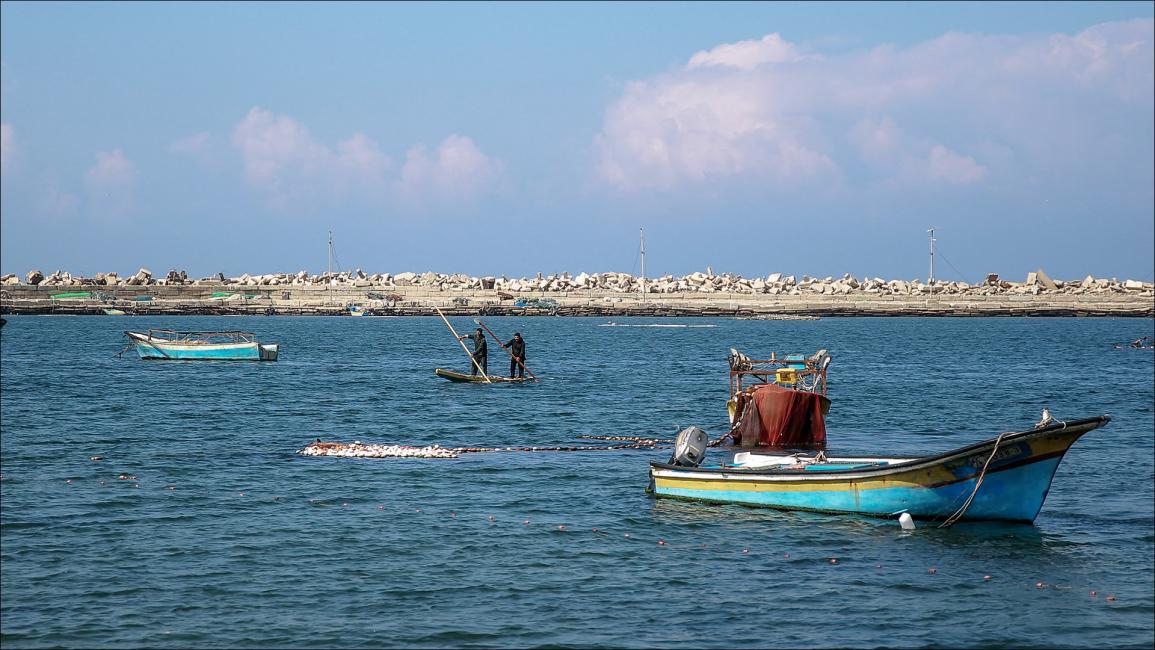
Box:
124 330 279 361
649 414 1109 523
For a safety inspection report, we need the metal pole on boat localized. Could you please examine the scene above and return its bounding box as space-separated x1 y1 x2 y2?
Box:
474 318 539 381
436 308 492 383
327 230 333 307
927 228 936 296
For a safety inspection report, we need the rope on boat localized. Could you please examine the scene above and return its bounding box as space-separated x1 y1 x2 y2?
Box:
938 431 1008 528
932 413 1072 528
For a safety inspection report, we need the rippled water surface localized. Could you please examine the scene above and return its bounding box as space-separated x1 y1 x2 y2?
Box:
2 315 1153 648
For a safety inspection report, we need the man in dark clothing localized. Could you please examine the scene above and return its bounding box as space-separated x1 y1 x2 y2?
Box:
459 327 488 375
503 332 526 379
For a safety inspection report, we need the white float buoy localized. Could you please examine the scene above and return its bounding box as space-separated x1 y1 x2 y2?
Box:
899 512 916 530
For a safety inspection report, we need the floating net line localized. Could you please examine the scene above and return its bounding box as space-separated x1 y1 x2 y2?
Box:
298 435 673 459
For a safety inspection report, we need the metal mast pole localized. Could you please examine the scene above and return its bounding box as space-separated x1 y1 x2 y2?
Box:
328 230 333 307
927 227 936 296
640 228 646 302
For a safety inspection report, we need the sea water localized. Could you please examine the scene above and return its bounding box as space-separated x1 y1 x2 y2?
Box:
1 315 1153 648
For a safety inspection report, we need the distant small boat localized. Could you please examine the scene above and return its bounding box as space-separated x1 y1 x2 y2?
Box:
124 330 278 361
348 305 366 316
103 308 127 316
434 368 527 383
599 322 717 328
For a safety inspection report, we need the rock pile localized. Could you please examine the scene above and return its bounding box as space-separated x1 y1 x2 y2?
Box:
2 267 1151 297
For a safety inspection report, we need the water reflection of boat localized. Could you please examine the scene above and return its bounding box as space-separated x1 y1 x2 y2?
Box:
124 330 278 361
648 414 1109 523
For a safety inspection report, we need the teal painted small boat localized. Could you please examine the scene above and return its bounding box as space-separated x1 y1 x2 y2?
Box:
124 330 278 361
649 415 1110 523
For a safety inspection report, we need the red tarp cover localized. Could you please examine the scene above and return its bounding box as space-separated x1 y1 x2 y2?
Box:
732 383 827 449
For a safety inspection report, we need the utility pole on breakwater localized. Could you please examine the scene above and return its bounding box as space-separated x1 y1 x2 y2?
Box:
928 227 936 296
640 228 646 303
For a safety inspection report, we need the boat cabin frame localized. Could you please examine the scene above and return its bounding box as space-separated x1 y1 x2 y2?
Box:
728 348 830 399
135 329 259 344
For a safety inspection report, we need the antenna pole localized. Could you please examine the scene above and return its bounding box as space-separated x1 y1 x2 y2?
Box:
927 228 936 296
640 228 646 303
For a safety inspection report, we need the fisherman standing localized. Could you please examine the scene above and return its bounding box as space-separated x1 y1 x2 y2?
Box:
502 332 526 379
458 327 488 376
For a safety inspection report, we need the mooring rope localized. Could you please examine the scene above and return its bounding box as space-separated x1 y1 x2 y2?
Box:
938 432 1007 528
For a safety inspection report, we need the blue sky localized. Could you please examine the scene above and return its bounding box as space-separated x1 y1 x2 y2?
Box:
2 1 1152 282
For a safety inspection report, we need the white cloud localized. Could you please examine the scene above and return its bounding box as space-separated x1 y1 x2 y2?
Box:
596 19 1153 193
169 131 211 156
231 107 397 207
230 108 503 210
849 117 987 186
0 122 12 175
687 33 812 70
596 75 839 191
394 135 504 205
170 131 210 155
927 145 987 185
83 149 137 216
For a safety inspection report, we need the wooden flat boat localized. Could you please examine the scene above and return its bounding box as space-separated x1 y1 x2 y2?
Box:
434 368 527 383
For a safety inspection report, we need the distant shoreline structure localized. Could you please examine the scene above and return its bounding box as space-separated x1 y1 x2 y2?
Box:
2 268 1151 317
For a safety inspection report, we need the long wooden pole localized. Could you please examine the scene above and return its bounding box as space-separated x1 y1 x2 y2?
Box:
474 318 538 381
436 308 491 383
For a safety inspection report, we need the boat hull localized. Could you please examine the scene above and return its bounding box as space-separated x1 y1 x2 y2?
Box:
649 416 1108 523
126 332 278 361
434 368 526 383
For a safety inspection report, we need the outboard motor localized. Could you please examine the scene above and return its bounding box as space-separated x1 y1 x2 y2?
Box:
670 426 709 467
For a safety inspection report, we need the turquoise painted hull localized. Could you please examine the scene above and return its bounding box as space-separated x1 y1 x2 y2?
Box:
125 331 278 361
650 416 1108 523
134 341 262 360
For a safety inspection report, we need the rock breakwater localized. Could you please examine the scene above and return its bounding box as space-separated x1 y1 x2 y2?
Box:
2 267 1151 317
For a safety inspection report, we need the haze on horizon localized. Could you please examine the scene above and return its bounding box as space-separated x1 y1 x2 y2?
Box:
1 1 1152 284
